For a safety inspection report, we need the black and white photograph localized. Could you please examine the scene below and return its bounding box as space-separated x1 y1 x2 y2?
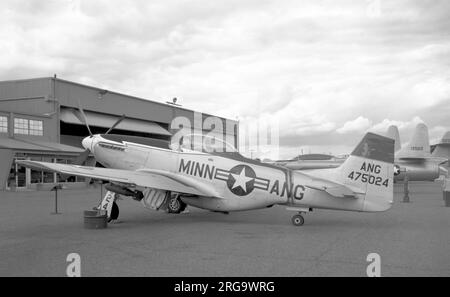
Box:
0 0 449 282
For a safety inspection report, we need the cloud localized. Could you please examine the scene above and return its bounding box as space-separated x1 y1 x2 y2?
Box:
370 116 425 133
337 116 372 134
0 0 449 157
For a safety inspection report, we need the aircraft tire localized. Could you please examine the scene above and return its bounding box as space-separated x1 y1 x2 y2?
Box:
292 214 304 226
167 195 182 214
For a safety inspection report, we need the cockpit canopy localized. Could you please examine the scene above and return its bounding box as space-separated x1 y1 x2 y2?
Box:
175 133 238 154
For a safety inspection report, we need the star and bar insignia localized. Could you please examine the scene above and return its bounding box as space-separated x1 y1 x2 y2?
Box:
215 164 270 196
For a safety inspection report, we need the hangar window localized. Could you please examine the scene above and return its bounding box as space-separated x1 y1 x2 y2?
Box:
29 120 43 136
13 118 43 136
0 116 7 133
14 118 29 135
30 156 55 184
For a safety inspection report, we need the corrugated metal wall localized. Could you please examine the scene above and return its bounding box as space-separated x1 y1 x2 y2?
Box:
0 77 239 147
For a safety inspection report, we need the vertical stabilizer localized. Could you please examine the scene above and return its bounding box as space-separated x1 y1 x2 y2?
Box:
432 131 450 163
338 133 395 212
397 123 430 159
386 125 401 152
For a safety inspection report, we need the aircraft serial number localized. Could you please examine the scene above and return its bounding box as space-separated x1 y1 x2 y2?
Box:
347 171 389 187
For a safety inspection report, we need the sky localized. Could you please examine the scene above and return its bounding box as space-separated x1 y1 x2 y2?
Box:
1 0 449 159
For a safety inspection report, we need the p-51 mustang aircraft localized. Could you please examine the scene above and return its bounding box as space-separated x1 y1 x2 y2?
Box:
17 132 395 226
17 110 395 226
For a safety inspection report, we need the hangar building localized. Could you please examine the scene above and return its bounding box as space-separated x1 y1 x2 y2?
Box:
0 77 239 191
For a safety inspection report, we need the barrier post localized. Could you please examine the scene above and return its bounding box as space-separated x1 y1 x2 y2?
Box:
51 184 64 214
403 175 410 203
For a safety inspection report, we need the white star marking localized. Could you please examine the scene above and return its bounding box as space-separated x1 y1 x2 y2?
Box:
231 167 254 193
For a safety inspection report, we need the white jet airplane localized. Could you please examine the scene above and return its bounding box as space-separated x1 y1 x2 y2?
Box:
16 109 395 226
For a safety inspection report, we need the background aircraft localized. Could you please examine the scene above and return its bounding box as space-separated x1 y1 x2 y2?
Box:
269 123 449 182
391 124 448 181
431 131 450 169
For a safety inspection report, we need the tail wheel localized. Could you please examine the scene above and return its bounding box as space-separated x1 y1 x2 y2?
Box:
167 194 186 214
292 214 305 226
108 201 119 222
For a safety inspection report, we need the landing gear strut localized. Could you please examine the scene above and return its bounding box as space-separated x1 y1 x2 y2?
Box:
291 214 305 226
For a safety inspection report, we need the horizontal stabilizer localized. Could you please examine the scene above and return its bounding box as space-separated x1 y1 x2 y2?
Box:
301 174 364 198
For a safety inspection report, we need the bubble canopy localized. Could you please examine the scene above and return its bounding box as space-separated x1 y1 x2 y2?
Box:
174 133 238 154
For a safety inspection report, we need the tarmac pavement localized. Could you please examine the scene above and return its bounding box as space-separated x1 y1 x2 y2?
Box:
0 182 449 276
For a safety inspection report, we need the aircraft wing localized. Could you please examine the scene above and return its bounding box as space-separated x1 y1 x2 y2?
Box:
16 160 222 198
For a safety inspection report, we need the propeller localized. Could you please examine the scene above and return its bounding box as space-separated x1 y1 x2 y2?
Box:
105 114 126 135
59 102 127 182
77 99 93 137
74 100 126 166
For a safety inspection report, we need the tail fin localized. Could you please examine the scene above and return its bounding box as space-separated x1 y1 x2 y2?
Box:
386 125 401 152
339 133 395 212
432 131 450 160
397 123 430 159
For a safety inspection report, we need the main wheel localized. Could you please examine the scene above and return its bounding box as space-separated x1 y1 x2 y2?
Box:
166 194 182 213
291 214 304 226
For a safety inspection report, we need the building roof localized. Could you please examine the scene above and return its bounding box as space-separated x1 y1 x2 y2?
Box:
0 76 237 124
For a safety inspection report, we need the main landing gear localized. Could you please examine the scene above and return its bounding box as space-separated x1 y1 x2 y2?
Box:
287 207 312 226
167 193 187 214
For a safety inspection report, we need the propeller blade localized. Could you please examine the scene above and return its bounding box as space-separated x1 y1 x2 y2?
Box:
58 149 92 181
105 114 126 135
74 149 91 166
77 99 93 136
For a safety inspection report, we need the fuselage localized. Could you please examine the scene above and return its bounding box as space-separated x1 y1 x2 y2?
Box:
83 134 368 213
394 158 447 181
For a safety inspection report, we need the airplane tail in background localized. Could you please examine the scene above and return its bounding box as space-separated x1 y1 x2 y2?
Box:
397 123 430 159
337 133 395 212
386 125 401 152
432 131 450 163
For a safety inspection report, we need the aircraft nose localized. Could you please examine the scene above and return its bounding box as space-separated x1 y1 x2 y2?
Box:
82 136 93 151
